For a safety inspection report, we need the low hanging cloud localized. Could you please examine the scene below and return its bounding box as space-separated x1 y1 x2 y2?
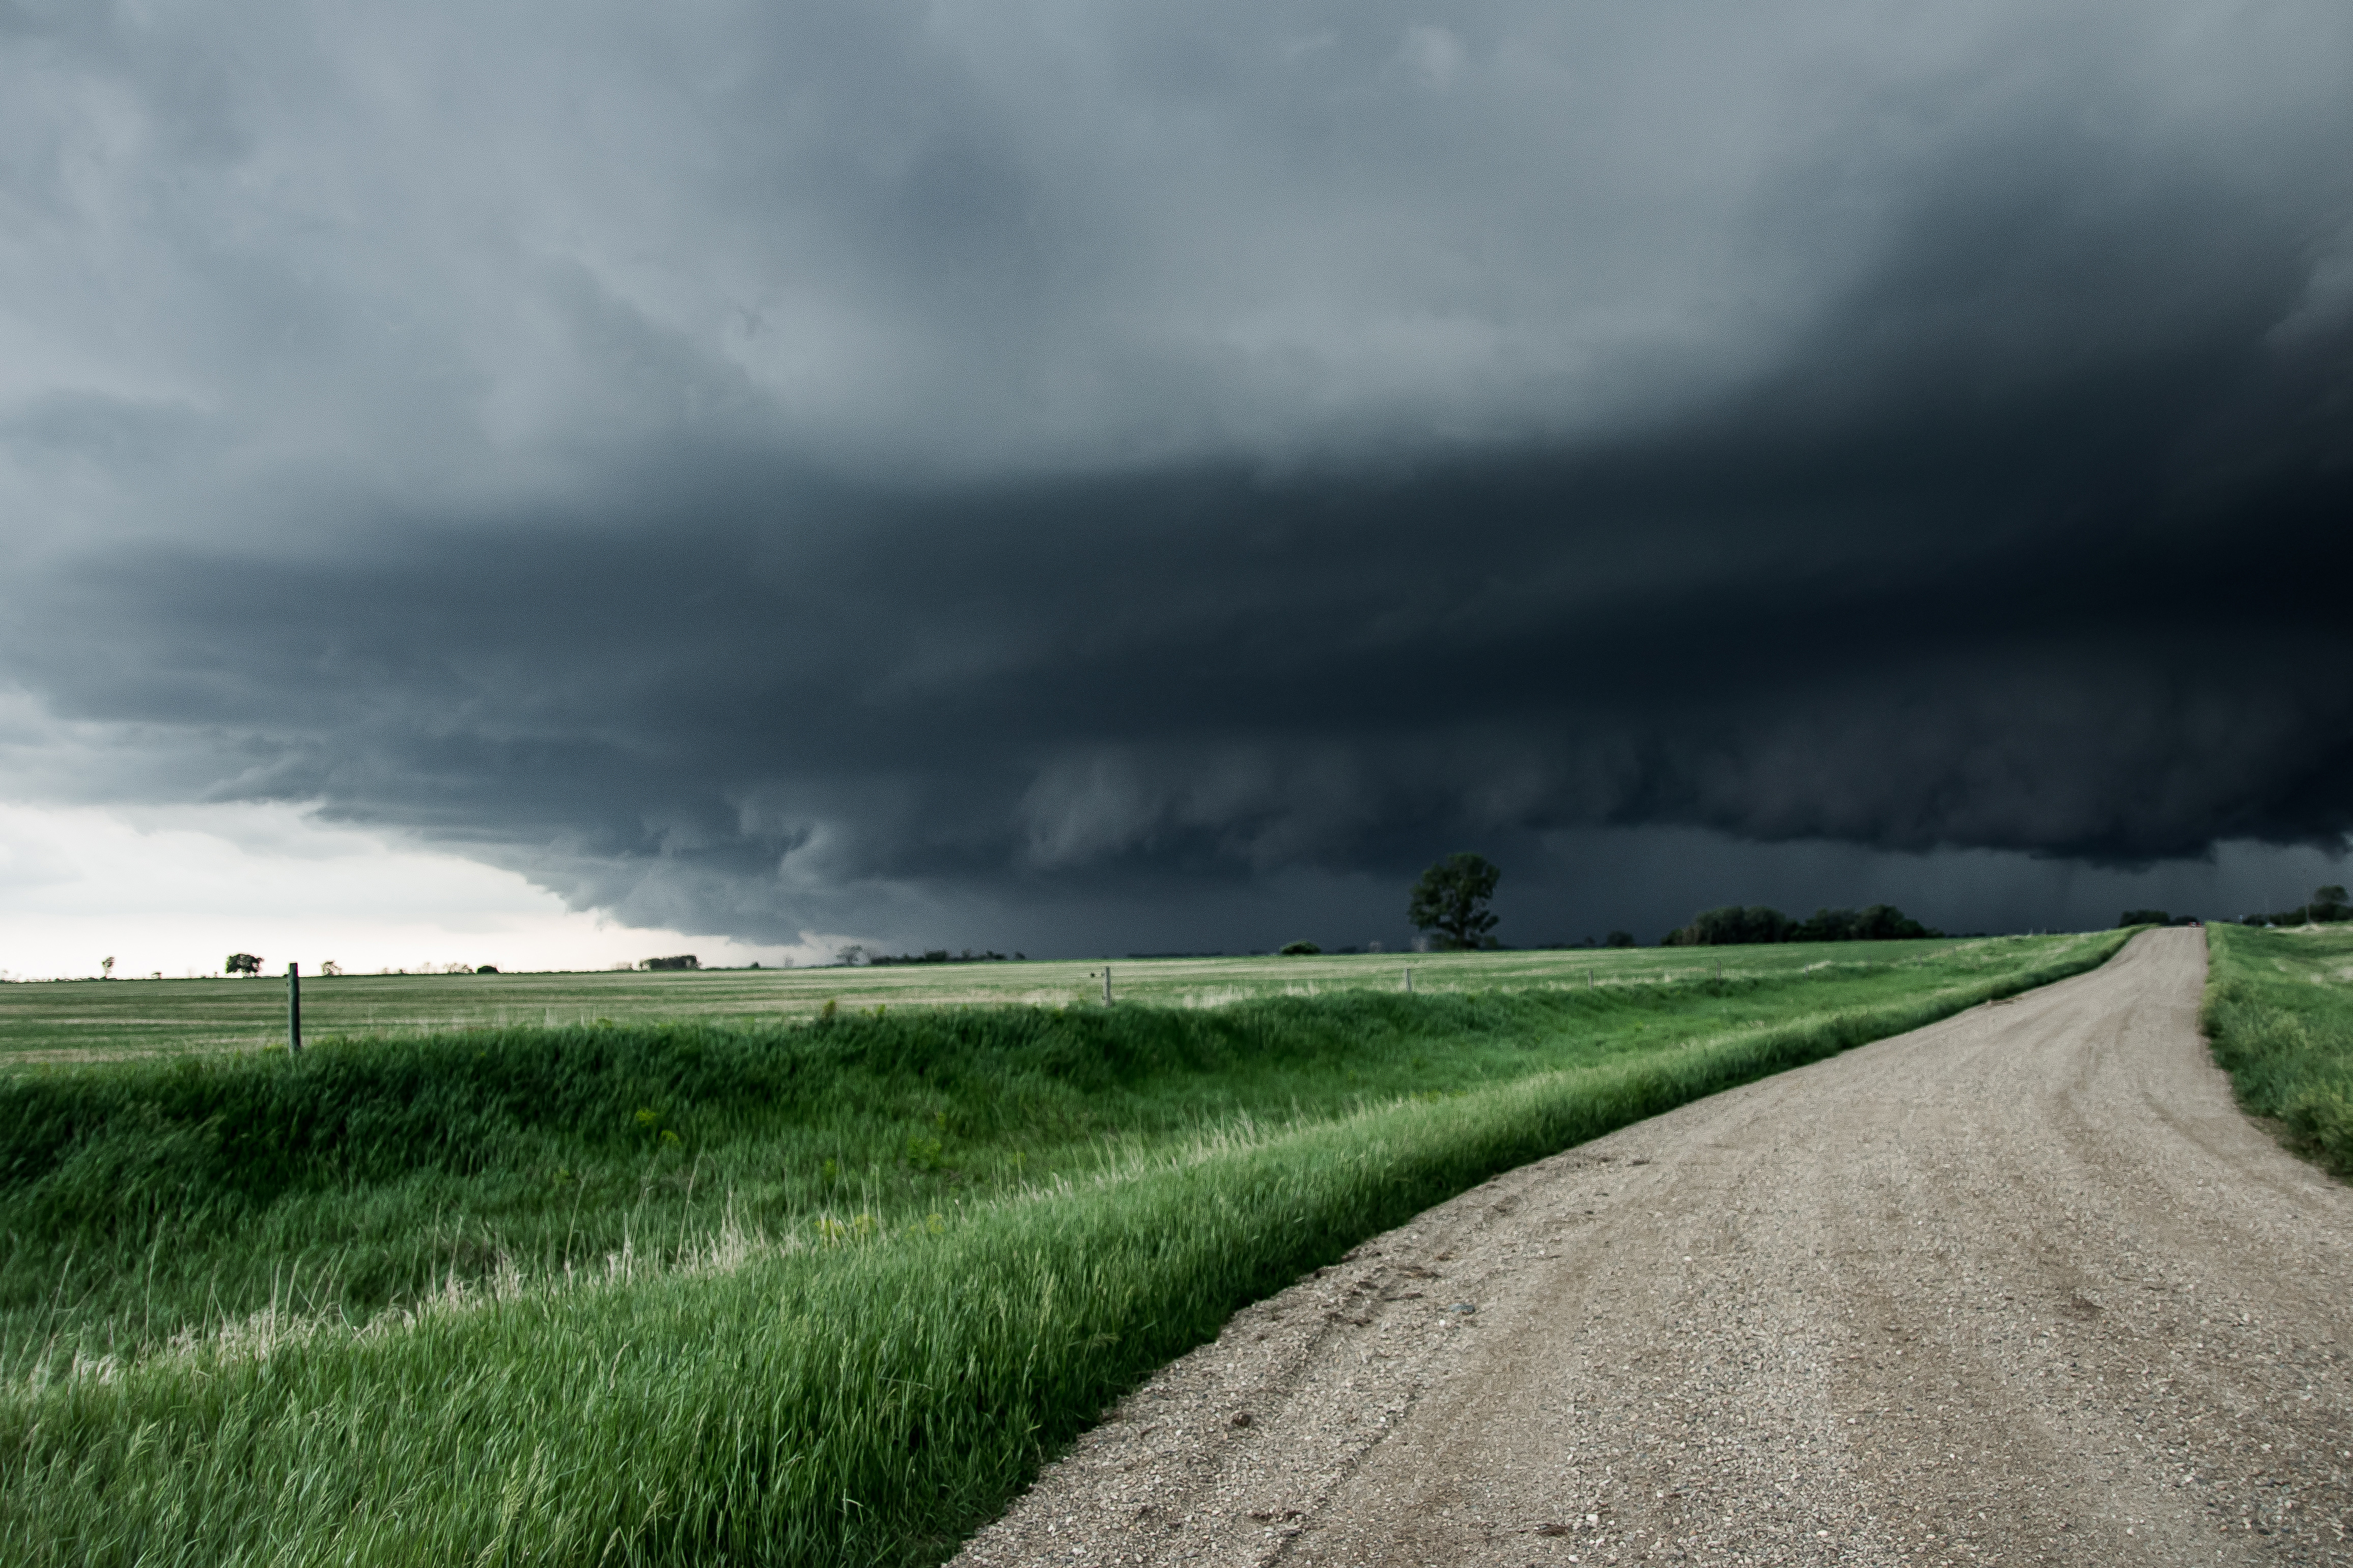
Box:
2 0 2349 952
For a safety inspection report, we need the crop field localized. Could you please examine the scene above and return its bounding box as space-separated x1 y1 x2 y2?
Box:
6 940 1996 1066
2202 921 2353 1177
1 930 2126 1565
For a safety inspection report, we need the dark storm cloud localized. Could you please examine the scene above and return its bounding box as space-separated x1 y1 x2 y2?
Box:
3 0 2350 950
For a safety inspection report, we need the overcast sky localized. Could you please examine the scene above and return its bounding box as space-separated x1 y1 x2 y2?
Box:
4 0 2350 975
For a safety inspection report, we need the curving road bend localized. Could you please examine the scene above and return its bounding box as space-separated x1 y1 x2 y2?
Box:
954 930 2352 1566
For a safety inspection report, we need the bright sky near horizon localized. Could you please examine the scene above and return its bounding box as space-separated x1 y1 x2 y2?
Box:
0 801 841 981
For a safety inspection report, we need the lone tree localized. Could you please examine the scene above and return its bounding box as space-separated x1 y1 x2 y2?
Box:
1409 853 1502 950
225 952 262 976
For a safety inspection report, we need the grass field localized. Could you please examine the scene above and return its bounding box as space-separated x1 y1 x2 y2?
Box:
2202 922 2353 1179
1 930 2127 1565
2 942 1991 1065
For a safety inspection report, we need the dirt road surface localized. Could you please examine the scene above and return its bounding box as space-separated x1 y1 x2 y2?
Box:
953 929 2351 1565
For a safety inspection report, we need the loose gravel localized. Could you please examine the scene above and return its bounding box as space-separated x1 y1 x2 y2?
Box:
951 929 2351 1566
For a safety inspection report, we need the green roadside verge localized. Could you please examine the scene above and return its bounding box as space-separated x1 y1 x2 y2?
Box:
2202 922 2353 1179
2 932 2125 1566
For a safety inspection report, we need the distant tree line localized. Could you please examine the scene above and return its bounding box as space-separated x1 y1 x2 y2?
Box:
1399 854 1948 953
1660 904 1938 947
865 949 1013 966
639 955 700 971
2236 886 2349 928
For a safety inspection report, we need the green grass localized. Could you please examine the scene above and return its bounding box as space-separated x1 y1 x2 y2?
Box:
0 931 2126 1565
2202 922 2353 1179
0 940 2001 1064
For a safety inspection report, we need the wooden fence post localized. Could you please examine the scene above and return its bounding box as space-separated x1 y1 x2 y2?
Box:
1103 965 1112 1006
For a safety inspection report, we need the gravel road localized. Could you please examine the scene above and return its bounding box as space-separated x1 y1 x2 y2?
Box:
953 929 2352 1566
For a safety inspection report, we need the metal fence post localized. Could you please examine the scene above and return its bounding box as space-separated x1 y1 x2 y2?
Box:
287 962 302 1053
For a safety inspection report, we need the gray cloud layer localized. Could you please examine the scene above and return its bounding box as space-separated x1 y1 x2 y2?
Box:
4 0 2350 950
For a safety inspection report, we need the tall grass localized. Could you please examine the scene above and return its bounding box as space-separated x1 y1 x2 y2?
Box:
2 939 2073 1375
2202 922 2353 1178
0 932 2124 1565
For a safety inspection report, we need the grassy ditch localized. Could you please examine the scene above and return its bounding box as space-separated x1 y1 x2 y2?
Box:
2202 922 2353 1178
1 931 2124 1565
